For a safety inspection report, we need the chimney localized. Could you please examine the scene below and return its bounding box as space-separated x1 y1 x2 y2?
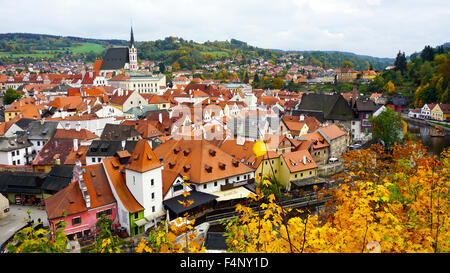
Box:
87 105 91 114
73 138 78 152
121 140 126 150
159 113 163 124
75 123 81 132
303 155 307 165
300 114 304 121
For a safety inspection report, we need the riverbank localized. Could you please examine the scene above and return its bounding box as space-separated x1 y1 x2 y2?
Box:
401 114 450 133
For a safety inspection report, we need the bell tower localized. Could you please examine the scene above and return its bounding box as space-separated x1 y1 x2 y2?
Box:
129 26 138 71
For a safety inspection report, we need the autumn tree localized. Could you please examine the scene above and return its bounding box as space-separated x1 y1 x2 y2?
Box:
342 61 353 68
90 214 121 253
271 77 285 89
6 220 69 253
384 80 396 95
223 141 449 253
2 87 22 105
369 107 403 149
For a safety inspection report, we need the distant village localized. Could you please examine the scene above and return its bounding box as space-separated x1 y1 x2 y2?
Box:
0 29 448 253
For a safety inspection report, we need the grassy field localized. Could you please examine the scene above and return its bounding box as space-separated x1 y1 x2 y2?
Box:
0 42 105 59
201 51 230 57
68 42 105 53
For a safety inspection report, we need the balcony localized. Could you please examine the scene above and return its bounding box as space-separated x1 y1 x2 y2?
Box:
220 178 254 191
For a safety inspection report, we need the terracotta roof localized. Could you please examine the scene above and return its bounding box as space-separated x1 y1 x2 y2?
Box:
109 90 134 105
282 116 307 132
109 73 131 81
281 150 317 173
54 128 98 141
44 182 86 220
154 139 254 184
64 145 90 165
49 96 83 110
32 138 74 166
44 163 116 220
162 170 182 196
301 131 329 149
436 104 450 113
93 60 103 74
126 139 162 173
219 140 257 164
122 120 164 139
318 124 347 140
252 150 281 169
102 157 144 213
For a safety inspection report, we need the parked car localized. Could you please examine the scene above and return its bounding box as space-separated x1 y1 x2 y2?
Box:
349 143 362 150
328 157 338 163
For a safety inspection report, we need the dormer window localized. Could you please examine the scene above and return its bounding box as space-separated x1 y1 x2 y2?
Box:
205 164 213 173
218 162 226 170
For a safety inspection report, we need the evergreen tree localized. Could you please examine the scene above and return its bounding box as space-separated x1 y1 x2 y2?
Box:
421 45 435 62
394 51 407 73
253 73 259 83
158 62 166 73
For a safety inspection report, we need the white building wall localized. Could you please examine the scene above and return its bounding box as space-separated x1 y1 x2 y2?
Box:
125 167 164 218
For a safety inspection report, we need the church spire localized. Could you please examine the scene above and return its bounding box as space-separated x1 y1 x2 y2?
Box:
130 26 135 48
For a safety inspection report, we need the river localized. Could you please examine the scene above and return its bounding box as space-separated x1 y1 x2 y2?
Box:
406 121 450 156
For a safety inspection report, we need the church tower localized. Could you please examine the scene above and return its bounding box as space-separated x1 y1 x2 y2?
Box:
129 26 138 71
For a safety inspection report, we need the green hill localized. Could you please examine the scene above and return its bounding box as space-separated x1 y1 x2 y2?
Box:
0 33 394 72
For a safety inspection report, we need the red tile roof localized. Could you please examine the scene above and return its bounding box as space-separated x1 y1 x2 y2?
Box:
102 157 144 213
281 150 317 173
126 139 163 173
45 163 116 220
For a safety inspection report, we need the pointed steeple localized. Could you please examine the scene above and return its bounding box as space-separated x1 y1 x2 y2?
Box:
130 26 135 48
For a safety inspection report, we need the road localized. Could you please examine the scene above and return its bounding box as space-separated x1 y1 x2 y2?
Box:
0 205 48 247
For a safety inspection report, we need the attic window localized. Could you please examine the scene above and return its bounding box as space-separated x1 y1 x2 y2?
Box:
168 161 177 169
90 170 96 177
208 149 216 157
134 154 140 161
76 152 83 157
183 148 191 156
205 164 213 173
111 161 119 169
218 162 226 170
173 147 181 154
291 160 297 166
183 164 191 172
146 153 152 161
232 159 239 167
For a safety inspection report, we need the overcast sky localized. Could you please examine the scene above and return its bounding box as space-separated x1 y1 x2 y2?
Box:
1 0 449 58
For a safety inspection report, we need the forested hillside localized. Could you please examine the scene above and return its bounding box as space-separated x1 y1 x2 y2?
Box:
359 44 450 106
0 33 394 71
